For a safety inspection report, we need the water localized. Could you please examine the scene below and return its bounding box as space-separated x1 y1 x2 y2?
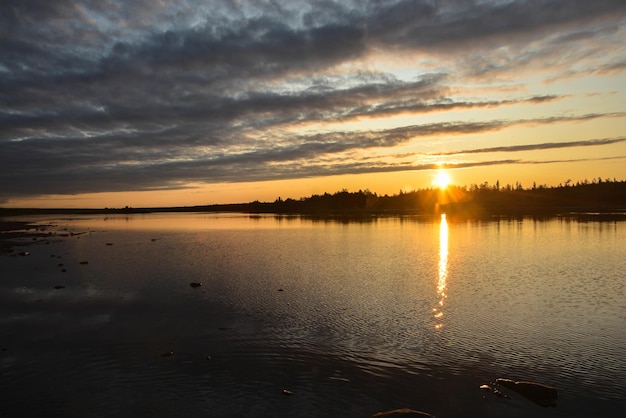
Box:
1 213 624 417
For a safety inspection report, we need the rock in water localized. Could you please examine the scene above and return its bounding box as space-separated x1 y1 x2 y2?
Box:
371 409 435 418
496 378 558 407
190 282 202 288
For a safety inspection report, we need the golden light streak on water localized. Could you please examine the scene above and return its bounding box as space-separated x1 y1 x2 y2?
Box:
434 213 448 329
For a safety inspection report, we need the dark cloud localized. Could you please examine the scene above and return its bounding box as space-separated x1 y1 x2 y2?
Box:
368 0 626 48
433 137 626 156
3 110 622 198
0 1 624 202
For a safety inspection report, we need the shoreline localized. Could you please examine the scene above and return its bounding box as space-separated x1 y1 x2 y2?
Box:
0 220 55 254
2 180 625 218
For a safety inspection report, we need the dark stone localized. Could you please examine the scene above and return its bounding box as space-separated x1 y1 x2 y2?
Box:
493 388 508 398
79 261 88 265
19 251 30 256
54 285 65 289
161 351 174 357
190 282 202 288
371 409 435 418
496 378 558 407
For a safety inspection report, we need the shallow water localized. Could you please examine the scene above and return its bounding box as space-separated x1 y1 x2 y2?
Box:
1 213 625 417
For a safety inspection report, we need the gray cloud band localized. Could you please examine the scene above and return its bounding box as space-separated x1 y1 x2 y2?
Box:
1 0 625 200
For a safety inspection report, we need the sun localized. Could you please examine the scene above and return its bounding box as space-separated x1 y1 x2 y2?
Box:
433 169 451 189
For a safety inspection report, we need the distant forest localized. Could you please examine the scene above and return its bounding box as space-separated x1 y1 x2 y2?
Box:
2 178 625 218
239 178 626 217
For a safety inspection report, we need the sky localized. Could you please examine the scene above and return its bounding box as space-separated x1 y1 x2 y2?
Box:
1 0 625 208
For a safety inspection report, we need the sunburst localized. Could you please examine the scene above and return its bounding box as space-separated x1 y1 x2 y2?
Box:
433 169 451 189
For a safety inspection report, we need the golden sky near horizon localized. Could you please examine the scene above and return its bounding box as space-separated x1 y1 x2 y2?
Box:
1 1 625 208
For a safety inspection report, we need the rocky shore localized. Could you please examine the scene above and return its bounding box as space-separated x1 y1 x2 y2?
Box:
0 220 39 254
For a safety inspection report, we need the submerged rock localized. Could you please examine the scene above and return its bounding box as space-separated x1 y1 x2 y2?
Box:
496 378 558 407
19 251 30 256
493 388 509 399
190 282 202 288
161 351 174 357
54 285 66 289
371 409 435 418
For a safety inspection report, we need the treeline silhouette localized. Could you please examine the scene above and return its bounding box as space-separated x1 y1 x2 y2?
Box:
2 178 625 217
238 178 626 217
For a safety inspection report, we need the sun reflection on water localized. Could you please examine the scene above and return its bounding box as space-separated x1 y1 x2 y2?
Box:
434 213 448 329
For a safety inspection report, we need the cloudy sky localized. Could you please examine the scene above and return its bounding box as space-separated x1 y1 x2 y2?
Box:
1 0 625 208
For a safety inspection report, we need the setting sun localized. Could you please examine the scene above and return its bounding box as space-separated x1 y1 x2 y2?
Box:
433 170 452 189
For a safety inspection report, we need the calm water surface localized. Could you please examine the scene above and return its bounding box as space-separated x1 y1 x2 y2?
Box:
1 213 624 417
